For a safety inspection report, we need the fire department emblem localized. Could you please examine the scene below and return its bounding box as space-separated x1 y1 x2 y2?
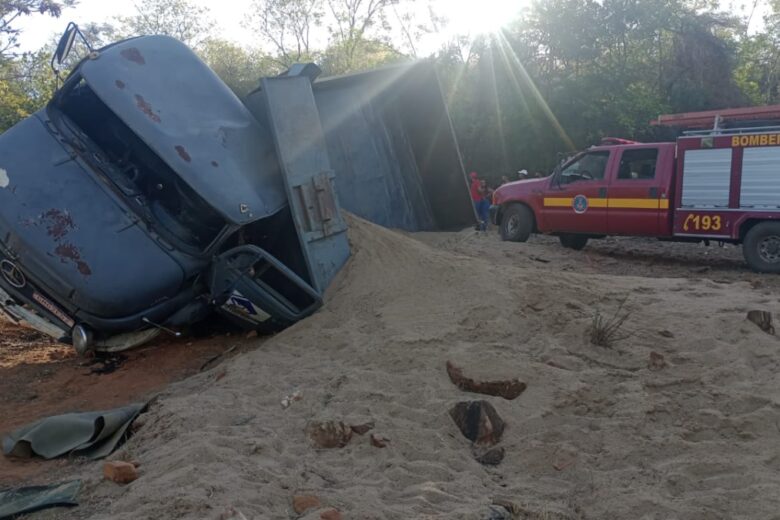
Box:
572 195 588 214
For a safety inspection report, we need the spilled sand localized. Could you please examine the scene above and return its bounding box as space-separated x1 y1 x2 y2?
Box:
25 216 780 519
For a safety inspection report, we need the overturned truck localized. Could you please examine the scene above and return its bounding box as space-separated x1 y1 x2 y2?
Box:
0 27 473 353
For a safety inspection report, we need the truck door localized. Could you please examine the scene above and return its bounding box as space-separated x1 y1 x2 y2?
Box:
606 146 671 235
542 150 611 234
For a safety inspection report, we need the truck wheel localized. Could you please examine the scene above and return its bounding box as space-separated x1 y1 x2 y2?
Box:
559 234 589 250
500 204 533 242
743 221 780 273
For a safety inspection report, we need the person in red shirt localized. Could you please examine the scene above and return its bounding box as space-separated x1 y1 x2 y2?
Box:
470 172 490 231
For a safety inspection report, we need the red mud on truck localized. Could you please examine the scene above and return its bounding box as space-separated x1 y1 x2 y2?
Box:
490 105 780 273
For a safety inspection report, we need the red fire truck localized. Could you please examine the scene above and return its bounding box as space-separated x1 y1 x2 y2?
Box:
489 105 780 272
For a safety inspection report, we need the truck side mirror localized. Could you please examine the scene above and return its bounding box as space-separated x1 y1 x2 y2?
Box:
52 23 78 72
51 23 92 76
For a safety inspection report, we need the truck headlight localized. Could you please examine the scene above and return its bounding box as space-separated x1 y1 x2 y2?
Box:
72 324 93 355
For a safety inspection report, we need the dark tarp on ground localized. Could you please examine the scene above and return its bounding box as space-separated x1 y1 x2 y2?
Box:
0 480 80 519
2 403 145 460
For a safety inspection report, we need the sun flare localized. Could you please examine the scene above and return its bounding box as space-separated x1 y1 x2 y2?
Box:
441 0 526 37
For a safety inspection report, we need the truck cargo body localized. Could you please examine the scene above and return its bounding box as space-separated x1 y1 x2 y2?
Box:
672 133 780 241
0 28 474 351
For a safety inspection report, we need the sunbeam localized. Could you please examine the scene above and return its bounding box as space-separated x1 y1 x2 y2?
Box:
494 30 577 152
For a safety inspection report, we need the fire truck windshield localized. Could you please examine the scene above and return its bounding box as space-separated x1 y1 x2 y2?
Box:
559 151 609 184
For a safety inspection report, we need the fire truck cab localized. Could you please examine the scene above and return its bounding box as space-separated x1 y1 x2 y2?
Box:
490 105 780 273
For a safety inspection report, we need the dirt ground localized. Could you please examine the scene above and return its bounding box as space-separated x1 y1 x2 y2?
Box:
415 229 780 291
4 222 780 519
0 319 246 485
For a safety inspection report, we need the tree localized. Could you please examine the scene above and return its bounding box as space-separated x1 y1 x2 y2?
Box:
0 0 75 59
116 0 214 49
319 35 402 75
245 0 323 68
0 48 54 131
325 0 396 73
390 0 438 58
435 0 751 182
735 0 780 105
198 38 276 97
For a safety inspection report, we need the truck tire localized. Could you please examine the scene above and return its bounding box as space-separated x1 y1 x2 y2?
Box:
500 204 533 242
743 221 780 273
559 234 589 250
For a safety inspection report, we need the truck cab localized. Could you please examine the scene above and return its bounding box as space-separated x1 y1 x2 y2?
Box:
491 141 677 249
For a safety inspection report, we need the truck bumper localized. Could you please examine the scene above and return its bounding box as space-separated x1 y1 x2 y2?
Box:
489 205 500 225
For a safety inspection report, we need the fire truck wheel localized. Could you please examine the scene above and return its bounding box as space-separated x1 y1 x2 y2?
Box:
500 204 533 242
743 221 780 273
559 234 589 250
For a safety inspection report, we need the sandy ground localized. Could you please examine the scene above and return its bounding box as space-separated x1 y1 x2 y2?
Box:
7 219 780 519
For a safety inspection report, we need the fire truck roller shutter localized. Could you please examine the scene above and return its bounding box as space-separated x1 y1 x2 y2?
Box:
741 147 780 208
681 148 732 208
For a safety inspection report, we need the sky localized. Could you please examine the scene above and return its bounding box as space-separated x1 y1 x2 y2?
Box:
12 0 772 56
13 0 532 55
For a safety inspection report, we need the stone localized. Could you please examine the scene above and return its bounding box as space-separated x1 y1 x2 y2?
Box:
473 445 505 465
103 460 138 484
218 507 248 520
350 421 375 435
281 390 303 409
320 509 342 520
747 310 775 335
370 433 389 448
449 400 505 446
446 361 526 400
292 495 321 514
658 330 674 338
552 449 577 471
648 351 667 371
305 421 353 448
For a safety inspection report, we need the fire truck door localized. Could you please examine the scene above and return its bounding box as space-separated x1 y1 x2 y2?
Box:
607 147 668 235
542 150 610 234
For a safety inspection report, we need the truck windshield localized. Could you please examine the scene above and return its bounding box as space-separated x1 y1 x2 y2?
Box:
54 78 225 252
559 151 610 184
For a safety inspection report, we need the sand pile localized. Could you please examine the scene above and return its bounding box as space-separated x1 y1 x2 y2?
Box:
51 216 780 519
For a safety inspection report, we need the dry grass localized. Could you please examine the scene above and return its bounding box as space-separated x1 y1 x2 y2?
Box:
589 297 633 348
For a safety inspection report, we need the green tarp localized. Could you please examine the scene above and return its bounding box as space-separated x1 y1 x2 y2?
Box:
2 403 145 460
0 480 81 519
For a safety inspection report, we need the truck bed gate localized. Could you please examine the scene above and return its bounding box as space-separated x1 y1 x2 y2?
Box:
259 74 351 294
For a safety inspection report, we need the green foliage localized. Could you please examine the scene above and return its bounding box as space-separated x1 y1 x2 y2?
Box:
319 36 403 75
198 38 276 97
2 0 780 184
437 0 756 182
115 0 215 49
0 49 53 131
324 0 399 73
244 0 324 68
0 0 74 58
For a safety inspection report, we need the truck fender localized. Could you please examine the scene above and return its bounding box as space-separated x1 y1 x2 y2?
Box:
498 201 538 233
738 216 780 243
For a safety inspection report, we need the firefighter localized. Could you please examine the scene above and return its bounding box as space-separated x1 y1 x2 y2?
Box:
470 172 490 231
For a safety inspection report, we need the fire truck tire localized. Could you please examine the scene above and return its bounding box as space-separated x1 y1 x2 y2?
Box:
743 221 780 273
500 204 533 242
559 234 589 250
